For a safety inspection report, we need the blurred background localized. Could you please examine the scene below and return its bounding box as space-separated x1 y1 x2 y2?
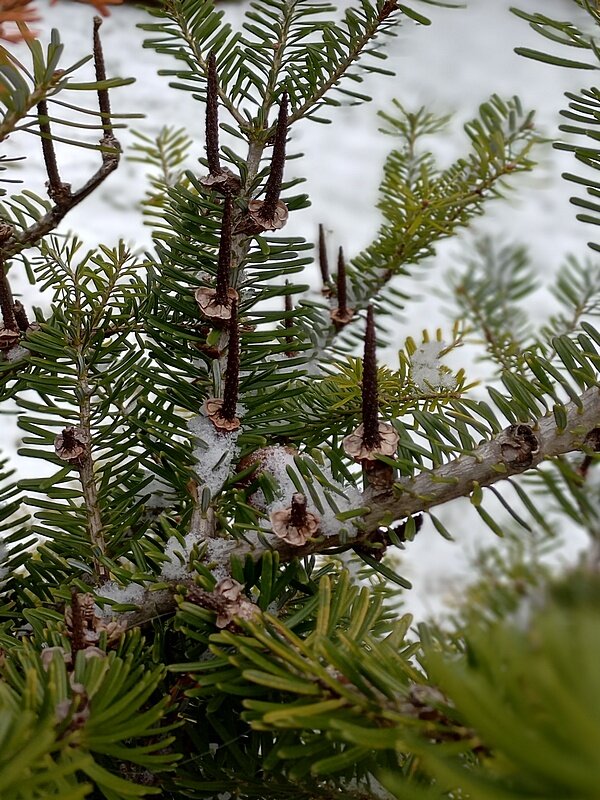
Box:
3 0 595 618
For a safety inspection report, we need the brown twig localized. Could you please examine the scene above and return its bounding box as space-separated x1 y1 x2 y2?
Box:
93 17 112 136
1 20 120 260
37 99 70 204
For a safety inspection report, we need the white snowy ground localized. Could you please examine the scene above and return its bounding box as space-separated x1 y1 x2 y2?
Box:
3 0 596 619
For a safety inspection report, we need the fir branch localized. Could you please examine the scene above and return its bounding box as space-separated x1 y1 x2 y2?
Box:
287 0 400 125
120 385 600 630
1 20 121 259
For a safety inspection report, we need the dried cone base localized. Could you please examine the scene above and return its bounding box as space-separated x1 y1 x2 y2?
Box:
200 168 241 195
204 397 241 432
54 426 89 463
330 306 354 327
235 199 289 235
0 328 20 352
342 421 399 463
195 286 239 322
270 506 320 546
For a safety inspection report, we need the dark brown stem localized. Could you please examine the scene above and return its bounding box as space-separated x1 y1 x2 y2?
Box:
336 246 348 315
37 100 70 203
70 589 86 658
220 298 240 422
318 223 329 285
215 194 232 304
206 50 221 175
362 305 381 449
261 93 288 220
0 259 17 330
13 301 29 332
290 492 308 529
93 17 111 136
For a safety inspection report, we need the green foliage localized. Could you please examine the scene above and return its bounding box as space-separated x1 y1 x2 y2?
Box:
382 572 600 800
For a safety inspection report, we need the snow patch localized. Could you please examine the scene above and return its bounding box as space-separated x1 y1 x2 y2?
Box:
188 408 244 495
95 580 146 614
410 341 457 392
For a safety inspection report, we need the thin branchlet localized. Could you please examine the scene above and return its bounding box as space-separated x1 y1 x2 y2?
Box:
220 298 240 421
37 99 67 202
336 246 348 314
261 92 288 219
206 50 221 175
362 305 382 449
318 223 329 285
215 194 233 304
93 17 112 137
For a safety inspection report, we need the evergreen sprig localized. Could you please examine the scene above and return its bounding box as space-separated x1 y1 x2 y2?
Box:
1 0 600 797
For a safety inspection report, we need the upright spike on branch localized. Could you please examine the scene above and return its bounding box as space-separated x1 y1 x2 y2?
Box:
261 93 288 220
318 224 330 290
204 299 242 432
13 300 29 332
195 194 238 321
215 194 233 304
330 246 354 326
237 93 289 233
361 305 382 450
69 589 86 658
343 306 399 468
0 245 22 352
220 298 240 422
206 51 221 176
200 52 240 194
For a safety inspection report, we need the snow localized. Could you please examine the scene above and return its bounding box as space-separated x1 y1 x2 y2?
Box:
410 341 457 392
188 413 242 496
95 580 146 613
1 0 594 620
161 528 237 581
